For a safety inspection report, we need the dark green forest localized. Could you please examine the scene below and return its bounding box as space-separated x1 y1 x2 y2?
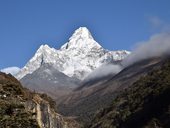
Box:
89 59 170 128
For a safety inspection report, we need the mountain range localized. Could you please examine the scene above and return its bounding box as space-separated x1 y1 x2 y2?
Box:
16 27 130 80
1 27 170 128
15 27 130 100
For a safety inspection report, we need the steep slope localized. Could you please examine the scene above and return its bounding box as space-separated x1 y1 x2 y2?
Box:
20 64 80 100
16 44 58 80
16 27 130 80
89 58 170 128
58 57 163 124
0 72 80 128
0 72 39 128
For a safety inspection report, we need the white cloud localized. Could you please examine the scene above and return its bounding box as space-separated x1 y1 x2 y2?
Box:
84 64 122 82
122 32 170 67
1 67 20 76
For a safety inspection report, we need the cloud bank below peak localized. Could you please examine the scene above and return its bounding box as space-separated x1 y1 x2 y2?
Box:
84 64 122 82
1 67 20 76
122 32 170 67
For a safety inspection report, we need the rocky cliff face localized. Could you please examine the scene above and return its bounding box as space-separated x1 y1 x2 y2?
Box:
0 72 80 128
25 94 80 128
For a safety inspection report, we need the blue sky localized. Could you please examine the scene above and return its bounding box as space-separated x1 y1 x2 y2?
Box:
0 0 170 69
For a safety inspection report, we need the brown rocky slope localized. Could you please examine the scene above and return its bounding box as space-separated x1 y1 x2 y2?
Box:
0 72 80 128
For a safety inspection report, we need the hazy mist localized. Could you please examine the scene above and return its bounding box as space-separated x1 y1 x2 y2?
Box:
122 32 170 67
84 64 122 82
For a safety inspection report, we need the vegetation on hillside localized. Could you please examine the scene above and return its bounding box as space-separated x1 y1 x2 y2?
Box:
0 72 81 128
88 59 170 128
0 72 39 128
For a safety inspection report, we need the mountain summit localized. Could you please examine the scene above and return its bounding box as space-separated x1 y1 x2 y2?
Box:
16 27 130 80
61 27 101 50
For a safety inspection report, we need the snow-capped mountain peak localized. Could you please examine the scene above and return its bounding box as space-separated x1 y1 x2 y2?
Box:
69 27 94 40
36 44 57 54
16 44 58 79
16 27 131 80
37 44 51 52
61 27 101 50
29 44 57 63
